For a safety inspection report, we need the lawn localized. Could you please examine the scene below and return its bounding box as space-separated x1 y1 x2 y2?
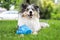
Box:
0 20 60 40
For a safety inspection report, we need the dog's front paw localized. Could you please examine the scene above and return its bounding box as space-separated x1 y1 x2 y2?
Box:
32 32 38 35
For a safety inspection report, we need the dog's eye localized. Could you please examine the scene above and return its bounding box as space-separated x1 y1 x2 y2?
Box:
26 9 29 11
32 9 35 11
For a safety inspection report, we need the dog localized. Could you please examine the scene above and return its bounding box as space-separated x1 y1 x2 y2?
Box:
18 4 49 36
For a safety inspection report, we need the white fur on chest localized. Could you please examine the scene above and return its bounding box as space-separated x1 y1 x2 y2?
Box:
18 15 41 32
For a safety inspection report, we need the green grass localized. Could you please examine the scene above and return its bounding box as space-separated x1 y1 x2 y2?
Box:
0 20 60 40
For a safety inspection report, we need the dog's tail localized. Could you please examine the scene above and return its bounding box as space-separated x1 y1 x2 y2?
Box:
40 22 49 28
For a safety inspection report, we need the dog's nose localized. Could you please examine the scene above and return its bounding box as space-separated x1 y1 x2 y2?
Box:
29 11 32 16
30 11 32 14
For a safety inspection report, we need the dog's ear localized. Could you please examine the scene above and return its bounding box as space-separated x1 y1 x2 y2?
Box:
21 4 27 9
34 6 40 13
34 6 39 9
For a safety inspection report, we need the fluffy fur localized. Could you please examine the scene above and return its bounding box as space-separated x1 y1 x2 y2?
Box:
18 4 49 36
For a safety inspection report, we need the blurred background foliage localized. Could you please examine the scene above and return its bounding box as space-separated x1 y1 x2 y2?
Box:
0 0 60 19
36 0 55 19
0 0 23 10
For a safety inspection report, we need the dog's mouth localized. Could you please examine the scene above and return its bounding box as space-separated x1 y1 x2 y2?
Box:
28 15 33 18
28 11 33 18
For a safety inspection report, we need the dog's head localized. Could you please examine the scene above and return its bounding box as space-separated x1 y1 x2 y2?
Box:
21 4 40 18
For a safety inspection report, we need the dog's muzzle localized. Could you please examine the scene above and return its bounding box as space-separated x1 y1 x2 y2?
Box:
30 11 32 16
28 11 33 18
